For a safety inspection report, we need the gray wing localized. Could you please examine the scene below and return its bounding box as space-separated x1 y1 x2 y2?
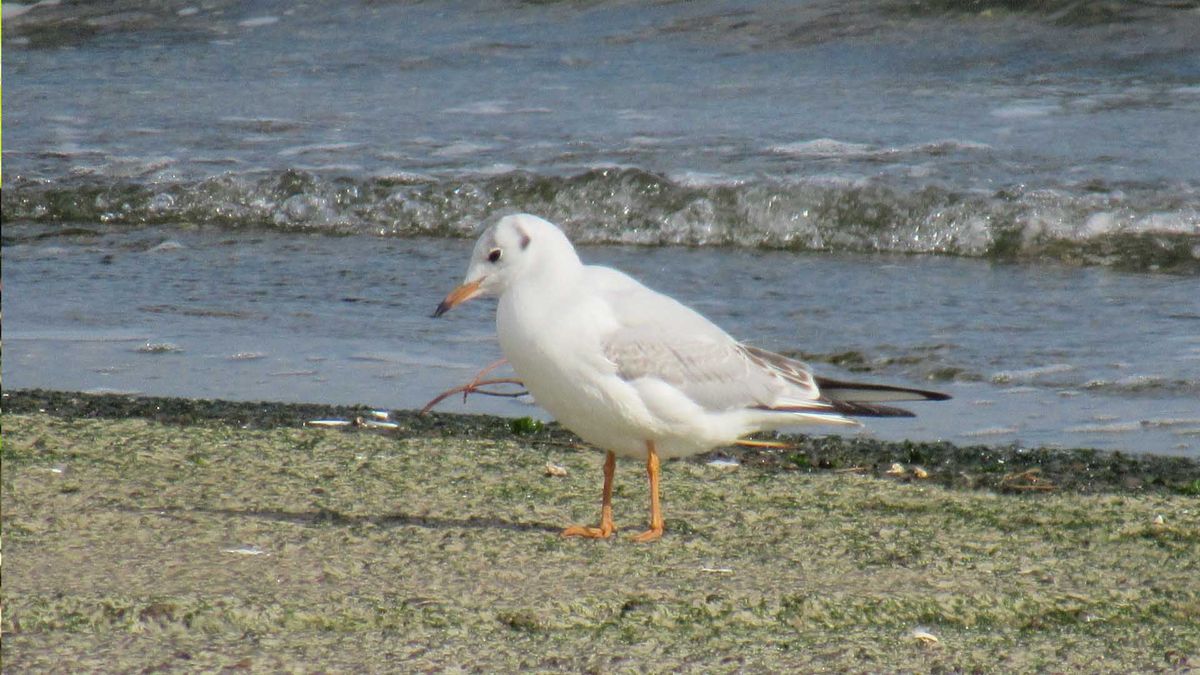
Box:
590 266 828 413
605 331 824 413
587 266 946 419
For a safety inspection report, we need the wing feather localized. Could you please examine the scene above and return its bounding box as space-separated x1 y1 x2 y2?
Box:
591 268 828 414
605 330 822 413
587 265 944 420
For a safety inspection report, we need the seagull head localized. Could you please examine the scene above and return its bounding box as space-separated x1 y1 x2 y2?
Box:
433 213 581 317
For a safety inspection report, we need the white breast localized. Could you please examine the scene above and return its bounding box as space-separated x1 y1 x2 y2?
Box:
497 281 664 457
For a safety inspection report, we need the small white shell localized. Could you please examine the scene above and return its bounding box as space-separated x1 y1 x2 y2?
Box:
306 419 351 428
360 420 400 430
911 628 940 645
222 546 266 556
706 457 741 470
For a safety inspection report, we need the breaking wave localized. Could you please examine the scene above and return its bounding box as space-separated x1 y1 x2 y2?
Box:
4 167 1198 272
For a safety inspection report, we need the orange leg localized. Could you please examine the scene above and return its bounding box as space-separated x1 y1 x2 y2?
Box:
562 451 617 539
630 441 664 543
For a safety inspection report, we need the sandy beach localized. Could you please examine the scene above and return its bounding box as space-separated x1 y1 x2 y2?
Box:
3 389 1198 671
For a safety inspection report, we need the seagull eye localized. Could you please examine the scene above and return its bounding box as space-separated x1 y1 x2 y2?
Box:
487 248 503 263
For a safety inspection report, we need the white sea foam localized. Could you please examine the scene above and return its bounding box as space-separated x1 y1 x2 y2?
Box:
93 156 177 179
1133 212 1200 235
990 364 1074 384
432 141 494 157
1079 211 1119 237
238 16 279 28
2 1 56 19
278 142 363 157
961 426 1019 438
990 102 1057 119
291 163 365 173
464 163 518 176
1141 418 1200 428
768 138 989 161
1065 421 1144 434
769 139 873 157
667 171 743 188
1082 375 1171 391
627 135 667 147
444 100 510 115
229 352 267 361
615 109 658 121
444 100 552 115
147 240 185 253
219 116 305 132
915 139 992 152
3 3 33 19
348 352 405 364
372 170 434 183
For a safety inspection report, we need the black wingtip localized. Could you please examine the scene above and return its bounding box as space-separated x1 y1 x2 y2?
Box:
757 401 918 418
829 400 918 418
813 376 951 402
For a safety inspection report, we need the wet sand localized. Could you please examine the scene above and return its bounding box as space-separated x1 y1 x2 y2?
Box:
3 390 1198 671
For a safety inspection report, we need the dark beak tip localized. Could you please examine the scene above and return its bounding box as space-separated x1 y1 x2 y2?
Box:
432 301 451 318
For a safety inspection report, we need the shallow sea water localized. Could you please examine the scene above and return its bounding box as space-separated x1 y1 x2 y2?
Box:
4 228 1198 456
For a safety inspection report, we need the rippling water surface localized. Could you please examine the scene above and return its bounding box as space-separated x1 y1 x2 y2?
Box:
5 228 1198 455
4 0 1199 455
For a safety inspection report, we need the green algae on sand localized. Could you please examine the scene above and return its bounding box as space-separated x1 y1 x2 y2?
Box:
2 391 1199 672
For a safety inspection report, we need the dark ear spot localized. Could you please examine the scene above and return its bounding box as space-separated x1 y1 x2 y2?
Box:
517 228 531 250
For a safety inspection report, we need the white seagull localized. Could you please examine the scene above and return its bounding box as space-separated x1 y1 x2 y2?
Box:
434 214 949 542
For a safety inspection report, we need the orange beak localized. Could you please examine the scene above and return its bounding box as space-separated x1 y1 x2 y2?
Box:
432 277 484 317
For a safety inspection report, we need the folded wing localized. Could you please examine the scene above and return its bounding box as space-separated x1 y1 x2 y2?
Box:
591 265 948 420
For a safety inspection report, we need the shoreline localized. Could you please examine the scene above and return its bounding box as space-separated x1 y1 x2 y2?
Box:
4 388 1199 670
4 388 1198 496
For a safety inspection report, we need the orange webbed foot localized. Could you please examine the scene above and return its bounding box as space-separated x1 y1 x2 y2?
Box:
629 525 663 543
561 522 616 539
